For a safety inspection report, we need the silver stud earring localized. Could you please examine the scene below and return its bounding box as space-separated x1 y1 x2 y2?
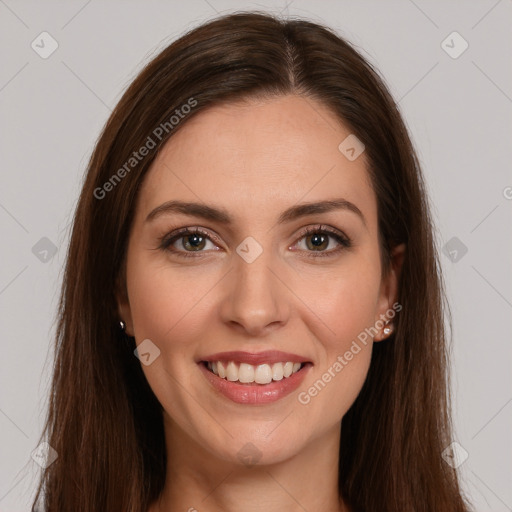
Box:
383 323 393 337
119 320 126 331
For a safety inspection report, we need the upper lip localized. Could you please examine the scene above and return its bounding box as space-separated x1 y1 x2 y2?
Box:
199 350 311 365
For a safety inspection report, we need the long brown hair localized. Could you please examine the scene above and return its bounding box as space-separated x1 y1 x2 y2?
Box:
32 11 472 512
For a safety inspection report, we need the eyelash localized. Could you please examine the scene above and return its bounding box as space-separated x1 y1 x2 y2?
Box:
158 225 352 259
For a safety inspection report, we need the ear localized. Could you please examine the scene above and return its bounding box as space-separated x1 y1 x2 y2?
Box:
115 271 135 337
373 243 405 342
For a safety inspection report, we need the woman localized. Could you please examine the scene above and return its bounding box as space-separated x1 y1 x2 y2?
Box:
32 11 472 512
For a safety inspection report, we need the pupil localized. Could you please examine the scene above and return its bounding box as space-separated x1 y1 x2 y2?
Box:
309 233 327 250
186 234 204 250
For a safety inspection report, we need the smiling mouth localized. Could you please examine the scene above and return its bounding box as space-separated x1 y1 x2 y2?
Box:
202 360 308 385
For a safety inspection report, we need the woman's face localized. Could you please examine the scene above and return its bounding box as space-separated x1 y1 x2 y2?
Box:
118 94 403 465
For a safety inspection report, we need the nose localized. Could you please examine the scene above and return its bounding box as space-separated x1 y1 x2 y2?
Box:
218 247 290 337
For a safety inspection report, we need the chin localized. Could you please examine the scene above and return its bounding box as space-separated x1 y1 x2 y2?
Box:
200 423 309 467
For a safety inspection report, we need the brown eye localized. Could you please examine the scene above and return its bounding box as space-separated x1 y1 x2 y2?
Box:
159 227 218 257
304 232 330 251
180 233 207 251
293 225 352 257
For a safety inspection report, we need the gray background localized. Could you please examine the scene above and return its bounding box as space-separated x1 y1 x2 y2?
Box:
1 1 511 510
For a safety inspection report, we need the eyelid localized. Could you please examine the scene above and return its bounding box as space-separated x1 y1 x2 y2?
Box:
293 224 350 245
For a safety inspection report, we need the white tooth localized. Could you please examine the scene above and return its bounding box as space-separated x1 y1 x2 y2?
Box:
226 361 238 381
217 361 226 378
239 363 255 383
292 362 301 373
271 362 284 381
207 361 212 370
211 361 218 375
283 362 293 378
254 364 272 384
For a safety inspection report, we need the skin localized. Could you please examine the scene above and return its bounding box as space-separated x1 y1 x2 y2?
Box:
117 94 405 512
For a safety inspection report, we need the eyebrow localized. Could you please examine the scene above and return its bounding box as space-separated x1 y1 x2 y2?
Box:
145 198 367 228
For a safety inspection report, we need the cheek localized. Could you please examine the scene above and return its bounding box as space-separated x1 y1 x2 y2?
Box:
297 343 372 430
291 258 380 419
125 254 221 418
292 255 382 349
126 253 219 344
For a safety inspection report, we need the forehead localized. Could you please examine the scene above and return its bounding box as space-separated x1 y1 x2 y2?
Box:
136 94 376 229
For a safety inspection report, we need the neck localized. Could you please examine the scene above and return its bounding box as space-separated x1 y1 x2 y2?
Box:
149 414 347 512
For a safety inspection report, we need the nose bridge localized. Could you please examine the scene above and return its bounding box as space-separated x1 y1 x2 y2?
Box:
219 237 289 334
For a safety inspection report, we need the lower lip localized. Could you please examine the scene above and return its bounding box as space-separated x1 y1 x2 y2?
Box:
198 362 311 405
